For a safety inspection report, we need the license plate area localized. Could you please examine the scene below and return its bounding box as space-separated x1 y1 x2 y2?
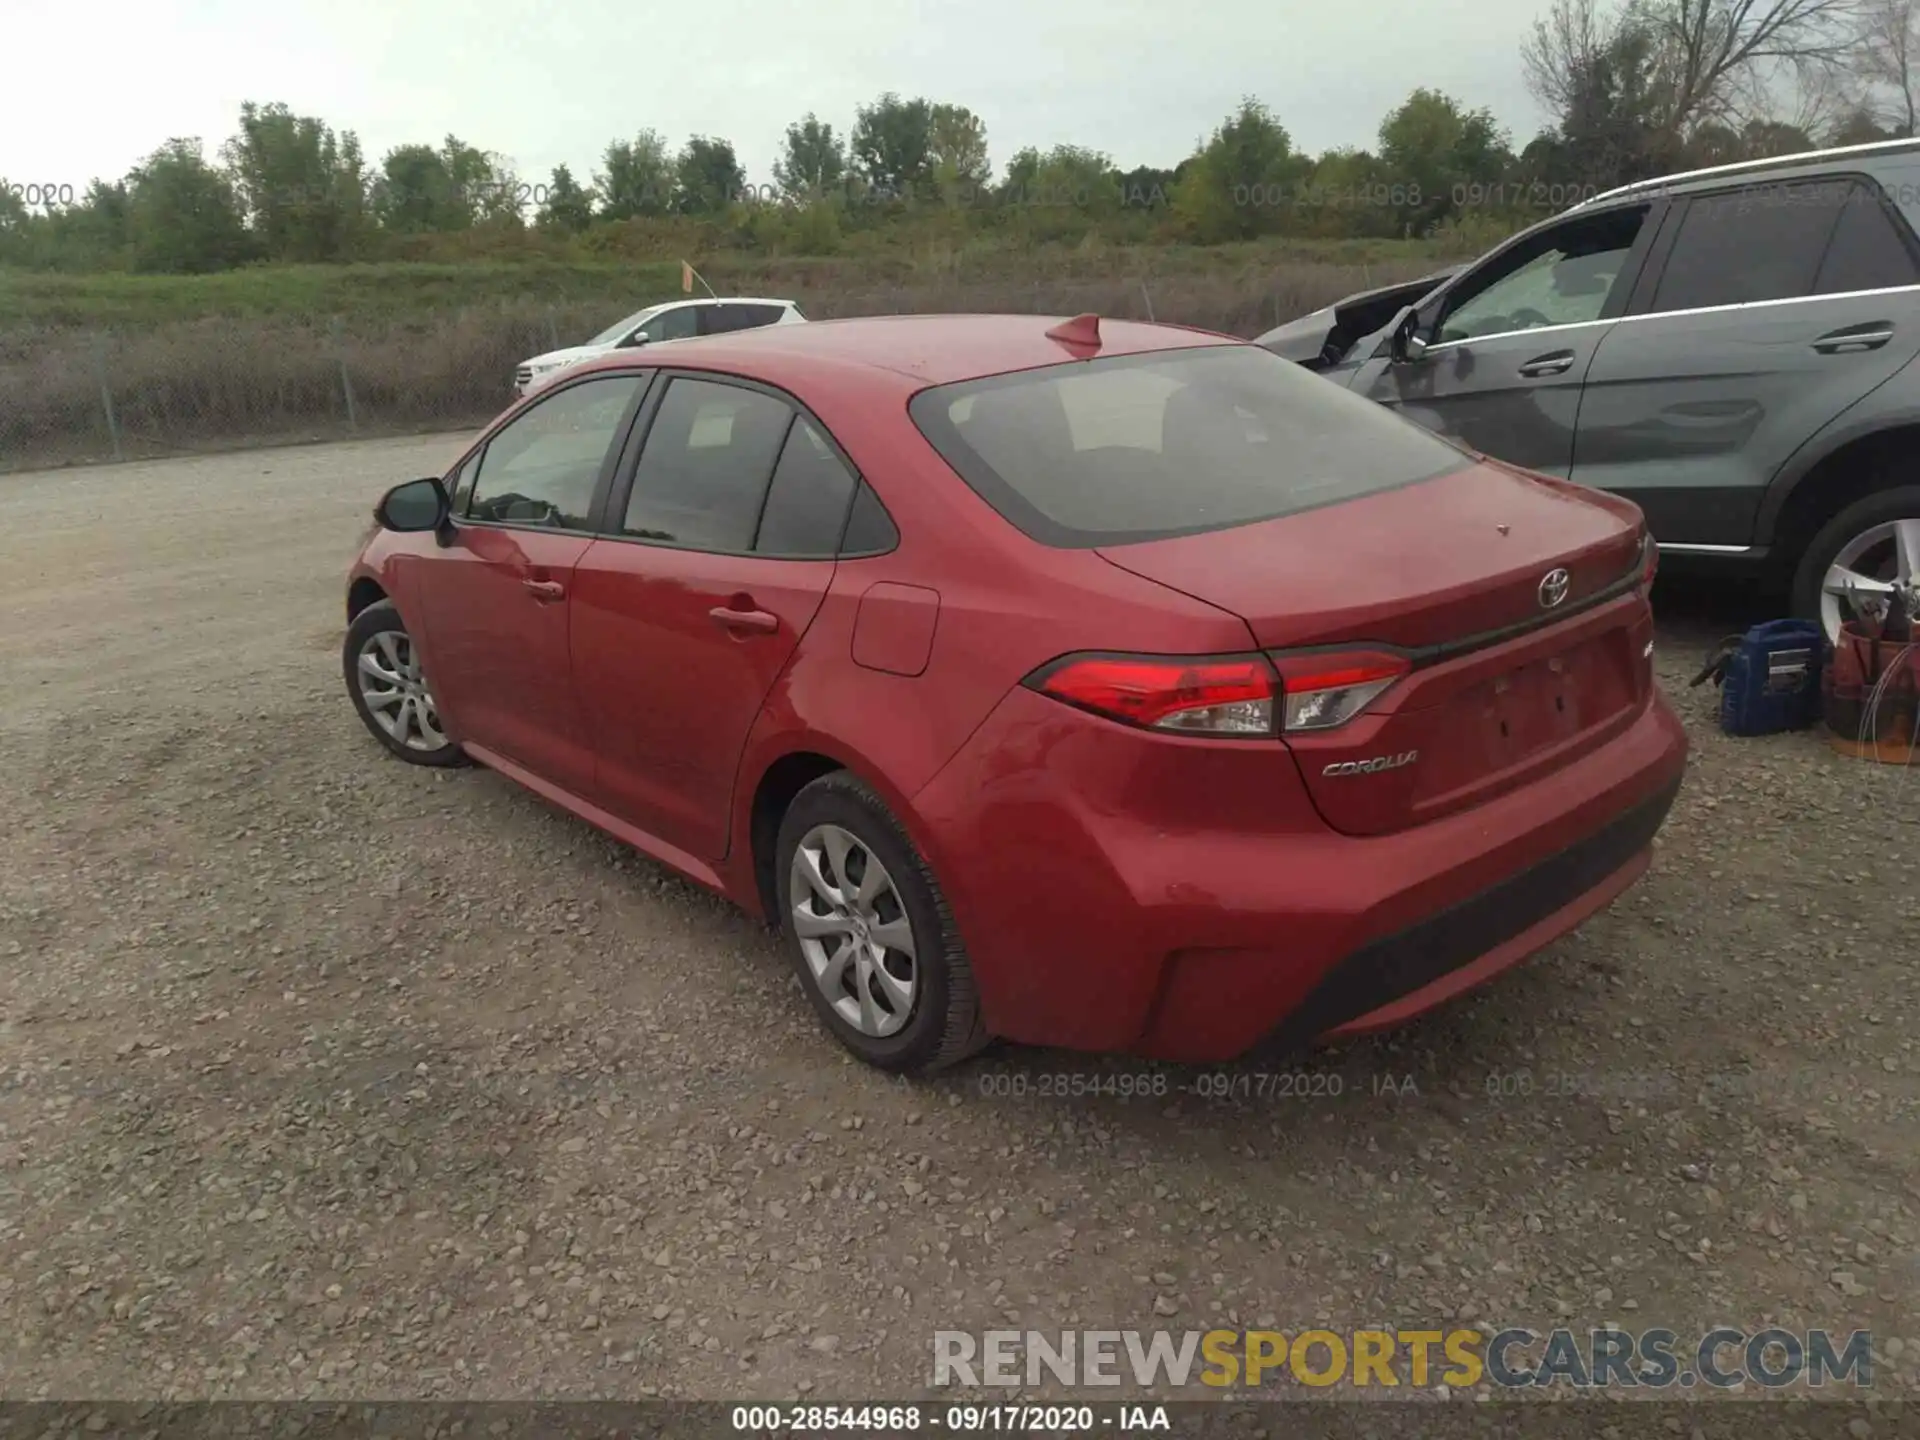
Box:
1411 631 1635 807
1484 649 1591 757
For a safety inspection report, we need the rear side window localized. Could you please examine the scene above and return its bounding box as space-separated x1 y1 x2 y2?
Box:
1651 179 1853 312
707 304 785 333
621 378 793 550
908 345 1468 548
1815 187 1920 293
754 418 857 556
840 483 898 554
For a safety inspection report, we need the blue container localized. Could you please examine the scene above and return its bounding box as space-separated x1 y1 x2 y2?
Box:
1713 619 1827 736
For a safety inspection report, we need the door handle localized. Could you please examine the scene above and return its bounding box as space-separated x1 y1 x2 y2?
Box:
1517 350 1575 378
708 605 780 634
1812 325 1894 354
522 578 566 602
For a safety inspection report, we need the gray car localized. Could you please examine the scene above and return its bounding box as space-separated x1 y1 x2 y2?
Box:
1258 137 1920 643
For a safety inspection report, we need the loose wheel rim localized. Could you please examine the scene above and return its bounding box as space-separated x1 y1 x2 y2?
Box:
788 822 919 1038
356 629 448 752
1821 518 1920 646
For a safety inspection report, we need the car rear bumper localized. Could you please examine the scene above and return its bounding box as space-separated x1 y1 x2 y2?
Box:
909 686 1688 1062
1255 773 1676 1052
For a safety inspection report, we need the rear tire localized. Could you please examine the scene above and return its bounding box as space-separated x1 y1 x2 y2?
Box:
774 771 990 1075
1790 486 1920 644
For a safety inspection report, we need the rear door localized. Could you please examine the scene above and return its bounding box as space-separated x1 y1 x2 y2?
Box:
1350 202 1658 476
570 374 859 860
1571 175 1920 545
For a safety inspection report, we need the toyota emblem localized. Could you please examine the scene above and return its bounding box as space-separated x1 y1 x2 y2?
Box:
1538 567 1572 608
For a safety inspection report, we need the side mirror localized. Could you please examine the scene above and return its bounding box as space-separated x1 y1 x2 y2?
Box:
374 476 451 534
623 330 651 348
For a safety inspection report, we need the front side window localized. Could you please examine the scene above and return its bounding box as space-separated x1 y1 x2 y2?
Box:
621 378 795 550
909 344 1468 548
467 374 646 529
635 306 701 344
447 450 482 516
1437 207 1646 343
1650 179 1854 312
589 307 655 346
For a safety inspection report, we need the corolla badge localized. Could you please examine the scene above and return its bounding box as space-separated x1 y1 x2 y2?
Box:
1538 567 1572 609
1323 750 1418 777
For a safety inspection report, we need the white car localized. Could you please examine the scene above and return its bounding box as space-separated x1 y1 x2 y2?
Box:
513 297 806 397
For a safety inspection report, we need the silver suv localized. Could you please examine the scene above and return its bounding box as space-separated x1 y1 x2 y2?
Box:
1260 138 1920 643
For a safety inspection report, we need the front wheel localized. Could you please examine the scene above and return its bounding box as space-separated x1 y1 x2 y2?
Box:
774 772 990 1074
1792 487 1920 646
343 600 467 767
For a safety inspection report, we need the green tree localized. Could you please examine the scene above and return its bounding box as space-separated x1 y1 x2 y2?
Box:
1171 98 1308 242
1001 145 1121 229
0 182 28 267
772 113 847 200
372 144 457 232
441 136 512 225
596 131 675 219
368 134 507 231
1298 148 1397 236
536 164 596 232
1115 162 1177 210
1378 88 1513 235
674 135 746 214
927 103 991 202
124 139 253 273
851 93 935 196
220 101 368 261
32 180 133 269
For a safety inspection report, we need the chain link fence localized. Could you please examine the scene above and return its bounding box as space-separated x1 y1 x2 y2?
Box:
0 261 1438 472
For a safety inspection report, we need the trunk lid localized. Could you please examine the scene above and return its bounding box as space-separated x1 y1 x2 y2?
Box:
1096 460 1653 835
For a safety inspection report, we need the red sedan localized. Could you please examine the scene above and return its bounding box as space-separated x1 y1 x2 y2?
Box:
343 313 1688 1073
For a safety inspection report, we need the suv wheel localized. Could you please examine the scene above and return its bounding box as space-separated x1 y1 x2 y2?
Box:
1792 486 1920 645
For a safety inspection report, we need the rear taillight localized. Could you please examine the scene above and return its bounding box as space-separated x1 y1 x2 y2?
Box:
1638 532 1659 597
1267 648 1411 731
1026 653 1277 736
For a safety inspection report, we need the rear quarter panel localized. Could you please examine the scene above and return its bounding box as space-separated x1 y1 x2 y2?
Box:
726 395 1259 903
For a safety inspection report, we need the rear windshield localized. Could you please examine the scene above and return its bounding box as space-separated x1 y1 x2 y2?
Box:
907 344 1468 547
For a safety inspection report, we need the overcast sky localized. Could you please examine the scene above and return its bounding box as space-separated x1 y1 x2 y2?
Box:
2 0 1555 196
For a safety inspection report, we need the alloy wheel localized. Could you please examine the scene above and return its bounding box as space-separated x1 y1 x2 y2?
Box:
1822 518 1920 646
356 630 448 752
788 823 919 1038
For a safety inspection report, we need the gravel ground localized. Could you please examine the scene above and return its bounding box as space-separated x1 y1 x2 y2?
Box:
1 435 1915 1404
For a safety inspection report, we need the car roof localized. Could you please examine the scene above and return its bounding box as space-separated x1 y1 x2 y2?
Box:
1572 136 1920 210
654 296 796 308
564 313 1240 390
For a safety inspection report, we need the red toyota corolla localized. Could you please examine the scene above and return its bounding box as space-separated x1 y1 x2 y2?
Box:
343 313 1687 1074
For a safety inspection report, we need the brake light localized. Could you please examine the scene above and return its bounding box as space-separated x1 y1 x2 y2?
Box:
1638 532 1659 597
1267 648 1411 731
1026 653 1278 736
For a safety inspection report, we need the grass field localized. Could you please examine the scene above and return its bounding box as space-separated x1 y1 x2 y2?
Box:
0 237 1476 470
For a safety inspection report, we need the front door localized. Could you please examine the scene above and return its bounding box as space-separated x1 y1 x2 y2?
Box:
414 371 650 795
1351 202 1656 477
571 375 859 859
